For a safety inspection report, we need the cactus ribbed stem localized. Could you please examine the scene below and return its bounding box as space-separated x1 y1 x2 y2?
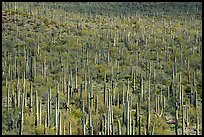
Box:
194 88 197 109
126 100 129 135
90 81 93 108
82 116 86 135
55 96 58 135
39 100 42 125
44 114 47 135
80 84 83 111
122 83 125 105
175 102 179 135
69 120 72 135
70 69 72 99
58 111 61 135
75 65 77 92
47 92 49 127
30 81 33 113
140 75 143 102
132 119 135 135
89 125 93 135
103 114 107 135
118 120 121 135
182 105 185 135
146 96 150 135
66 81 69 111
107 109 110 135
117 93 120 108
138 114 141 135
35 90 38 126
19 93 24 135
104 82 106 106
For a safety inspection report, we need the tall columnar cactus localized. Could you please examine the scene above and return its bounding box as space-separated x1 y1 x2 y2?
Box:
82 115 86 135
23 79 27 108
167 86 169 99
57 83 60 112
44 57 46 79
107 109 110 135
19 93 24 135
84 73 87 94
179 73 182 108
138 114 141 135
132 72 136 93
163 95 166 115
117 93 120 108
122 83 125 105
126 100 130 135
69 120 72 135
132 119 135 135
129 107 132 135
69 69 72 99
193 71 195 87
182 105 185 135
47 92 49 128
174 57 177 79
103 114 107 135
33 56 36 80
35 90 38 126
112 80 115 105
187 58 190 83
44 113 47 135
90 79 93 108
29 81 33 113
108 88 110 107
39 100 42 125
75 65 78 93
175 102 179 135
186 106 189 128
55 96 58 135
146 96 150 135
118 120 121 135
140 74 143 102
66 81 69 112
80 84 83 111
193 88 197 109
104 72 106 106
58 111 61 135
89 125 93 135
82 99 85 114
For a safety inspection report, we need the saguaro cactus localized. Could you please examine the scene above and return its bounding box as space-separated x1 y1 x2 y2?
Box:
118 120 121 135
35 90 38 126
140 74 143 102
44 114 47 135
104 73 107 106
68 120 72 135
175 102 179 135
58 111 61 135
39 100 42 125
29 81 33 113
146 96 150 135
126 100 130 135
19 93 24 135
80 84 83 112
